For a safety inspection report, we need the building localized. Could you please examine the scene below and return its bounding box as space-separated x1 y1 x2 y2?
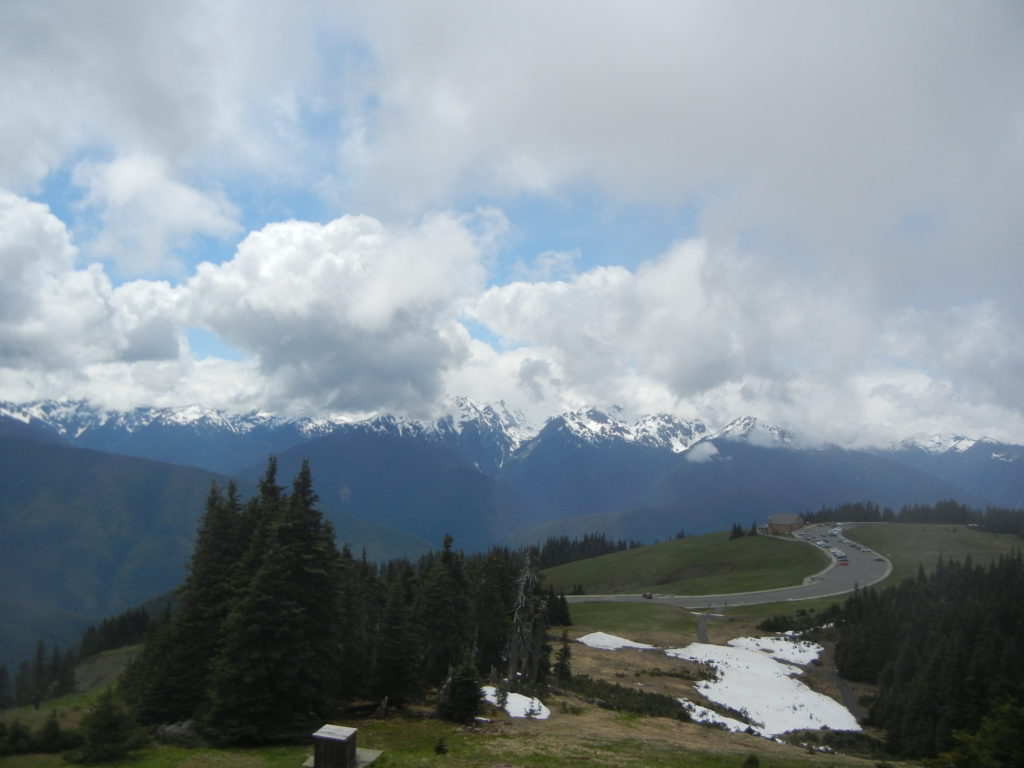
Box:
766 513 804 535
303 725 381 768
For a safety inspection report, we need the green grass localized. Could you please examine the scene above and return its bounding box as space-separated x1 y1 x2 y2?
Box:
844 522 1022 585
569 601 699 644
543 531 828 595
0 715 875 768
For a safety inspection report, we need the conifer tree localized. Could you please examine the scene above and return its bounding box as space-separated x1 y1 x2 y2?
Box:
505 552 550 692
438 659 483 723
371 574 421 707
129 482 245 724
78 687 141 762
553 631 572 683
0 664 11 708
202 460 344 744
416 534 472 688
336 545 376 698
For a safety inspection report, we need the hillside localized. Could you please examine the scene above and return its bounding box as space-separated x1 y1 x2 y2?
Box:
0 435 430 669
844 521 1024 584
541 532 829 595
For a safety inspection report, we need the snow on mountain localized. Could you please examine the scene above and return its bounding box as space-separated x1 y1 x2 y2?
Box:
901 433 979 454
432 395 536 447
549 408 711 453
7 399 1019 471
557 407 636 443
634 414 710 452
711 416 793 446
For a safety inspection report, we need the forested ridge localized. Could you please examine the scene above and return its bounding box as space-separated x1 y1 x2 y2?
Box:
835 552 1024 758
116 458 572 744
805 499 1024 535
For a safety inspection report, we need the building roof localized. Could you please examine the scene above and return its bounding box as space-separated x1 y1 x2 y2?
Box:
766 513 803 525
312 724 357 741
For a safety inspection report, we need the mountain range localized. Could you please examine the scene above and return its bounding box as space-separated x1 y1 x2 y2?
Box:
1 396 1022 667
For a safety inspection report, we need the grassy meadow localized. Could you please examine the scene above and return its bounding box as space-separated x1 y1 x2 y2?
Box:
0 693 897 768
843 522 1022 584
542 531 828 596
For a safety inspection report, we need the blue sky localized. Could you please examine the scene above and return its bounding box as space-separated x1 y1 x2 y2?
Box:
1 0 1023 446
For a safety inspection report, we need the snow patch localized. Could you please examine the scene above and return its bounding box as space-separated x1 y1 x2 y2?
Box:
577 632 656 651
727 636 823 665
481 686 550 719
665 642 859 735
678 699 769 737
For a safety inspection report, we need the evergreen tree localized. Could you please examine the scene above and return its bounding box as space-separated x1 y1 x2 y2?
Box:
77 687 141 762
416 534 472 688
13 661 30 707
31 639 46 706
553 631 572 683
0 664 11 709
202 460 344 744
505 552 550 692
32 710 77 753
336 544 376 698
437 659 482 724
2 720 31 755
470 549 517 675
129 482 245 724
371 573 421 707
943 700 1024 768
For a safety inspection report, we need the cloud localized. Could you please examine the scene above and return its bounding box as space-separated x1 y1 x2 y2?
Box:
685 442 720 463
340 2 1024 293
0 3 1022 445
185 211 490 416
73 155 240 274
0 189 186 375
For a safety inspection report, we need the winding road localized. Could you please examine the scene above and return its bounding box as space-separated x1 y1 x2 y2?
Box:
566 523 892 610
566 524 885 723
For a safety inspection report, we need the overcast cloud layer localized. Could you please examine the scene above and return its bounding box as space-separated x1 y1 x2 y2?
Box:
1 1 1022 446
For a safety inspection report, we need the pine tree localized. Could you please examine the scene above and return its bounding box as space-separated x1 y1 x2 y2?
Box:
553 631 572 683
78 687 141 762
202 460 344 744
371 574 421 707
505 552 549 692
0 664 11 708
437 659 482 724
471 549 517 675
130 482 245 724
416 534 471 688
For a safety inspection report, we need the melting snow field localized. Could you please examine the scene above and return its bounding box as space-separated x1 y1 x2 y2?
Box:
680 700 769 737
574 630 859 737
479 631 858 734
726 635 823 665
481 685 550 719
666 640 861 735
577 631 657 651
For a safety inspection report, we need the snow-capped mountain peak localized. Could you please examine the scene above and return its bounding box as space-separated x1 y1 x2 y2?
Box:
712 416 793 446
901 433 979 455
633 414 710 452
556 407 635 443
437 395 536 446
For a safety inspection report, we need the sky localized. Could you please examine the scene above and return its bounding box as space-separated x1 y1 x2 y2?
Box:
1 1 1023 446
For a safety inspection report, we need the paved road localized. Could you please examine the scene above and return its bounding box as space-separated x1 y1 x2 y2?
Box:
567 523 892 610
